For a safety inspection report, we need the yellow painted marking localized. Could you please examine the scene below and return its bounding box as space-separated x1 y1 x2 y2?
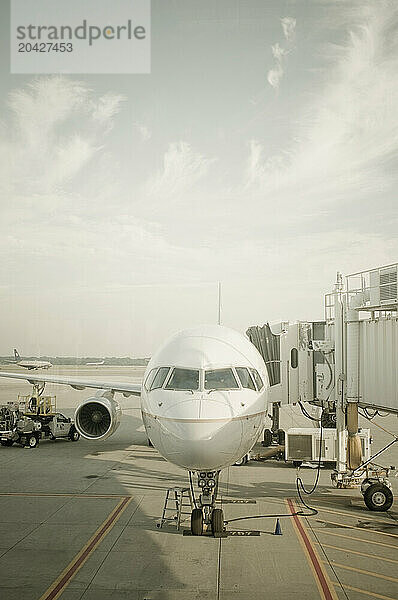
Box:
318 519 398 539
315 542 398 565
330 581 398 600
310 496 397 501
324 561 398 583
311 529 398 550
286 499 339 600
314 505 397 527
38 496 132 600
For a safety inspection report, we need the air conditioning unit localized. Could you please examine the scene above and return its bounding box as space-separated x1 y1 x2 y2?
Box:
370 265 398 307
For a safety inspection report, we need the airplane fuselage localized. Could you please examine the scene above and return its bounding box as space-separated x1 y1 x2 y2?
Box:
18 361 52 370
140 325 268 471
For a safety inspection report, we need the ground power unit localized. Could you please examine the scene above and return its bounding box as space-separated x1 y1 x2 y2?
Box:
285 427 371 466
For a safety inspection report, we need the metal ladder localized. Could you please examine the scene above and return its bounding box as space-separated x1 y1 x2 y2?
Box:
157 487 194 530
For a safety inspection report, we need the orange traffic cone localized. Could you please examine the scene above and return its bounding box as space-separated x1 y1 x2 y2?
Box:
274 518 282 535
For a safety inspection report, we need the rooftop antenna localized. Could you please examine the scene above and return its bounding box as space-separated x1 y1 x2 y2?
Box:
217 281 222 326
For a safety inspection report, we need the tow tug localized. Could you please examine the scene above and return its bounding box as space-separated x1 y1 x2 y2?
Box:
0 383 80 448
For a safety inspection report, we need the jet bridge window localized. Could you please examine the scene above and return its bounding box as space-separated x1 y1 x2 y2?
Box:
150 367 170 391
250 368 264 391
290 348 298 369
204 368 239 390
236 367 256 390
165 368 199 391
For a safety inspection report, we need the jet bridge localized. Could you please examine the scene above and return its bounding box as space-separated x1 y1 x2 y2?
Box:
247 262 398 511
247 320 331 409
248 263 398 414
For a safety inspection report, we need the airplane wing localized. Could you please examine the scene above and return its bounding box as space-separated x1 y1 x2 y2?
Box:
0 371 141 397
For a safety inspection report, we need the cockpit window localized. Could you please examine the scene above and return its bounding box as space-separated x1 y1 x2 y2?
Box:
165 368 199 391
250 368 264 391
144 368 157 391
236 367 256 390
150 367 170 390
204 368 239 390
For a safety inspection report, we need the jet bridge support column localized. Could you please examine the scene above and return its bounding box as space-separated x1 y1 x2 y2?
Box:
334 274 347 476
346 291 368 469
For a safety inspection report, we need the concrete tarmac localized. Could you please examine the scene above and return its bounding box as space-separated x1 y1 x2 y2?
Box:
0 366 397 600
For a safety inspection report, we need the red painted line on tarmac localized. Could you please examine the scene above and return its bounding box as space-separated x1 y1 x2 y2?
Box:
39 496 131 600
287 498 337 600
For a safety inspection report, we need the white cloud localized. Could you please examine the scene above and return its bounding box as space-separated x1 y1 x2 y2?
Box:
0 76 169 302
0 78 219 307
47 134 97 188
281 17 296 41
246 140 264 185
7 77 87 149
91 92 125 130
134 123 151 141
146 141 215 200
271 42 287 61
0 77 124 198
267 65 284 89
254 2 398 227
267 17 296 89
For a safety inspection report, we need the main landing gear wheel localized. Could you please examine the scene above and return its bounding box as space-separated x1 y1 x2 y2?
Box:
262 429 273 447
191 508 204 536
364 483 393 512
211 509 224 536
277 429 285 445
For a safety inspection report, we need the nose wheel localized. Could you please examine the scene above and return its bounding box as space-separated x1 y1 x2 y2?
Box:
191 508 204 535
190 471 225 536
190 507 225 536
211 508 224 536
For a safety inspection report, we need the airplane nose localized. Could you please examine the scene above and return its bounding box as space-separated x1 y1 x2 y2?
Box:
158 395 243 470
162 394 233 431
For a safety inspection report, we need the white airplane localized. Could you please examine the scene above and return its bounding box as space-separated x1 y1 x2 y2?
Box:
85 360 105 366
0 325 268 536
5 349 53 370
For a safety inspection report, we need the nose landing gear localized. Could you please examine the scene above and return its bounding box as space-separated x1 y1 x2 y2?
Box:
211 508 224 536
190 471 225 537
191 508 204 535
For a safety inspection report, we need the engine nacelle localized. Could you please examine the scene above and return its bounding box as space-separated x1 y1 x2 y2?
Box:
74 391 121 441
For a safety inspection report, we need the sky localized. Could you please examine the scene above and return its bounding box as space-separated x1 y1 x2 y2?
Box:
0 0 397 356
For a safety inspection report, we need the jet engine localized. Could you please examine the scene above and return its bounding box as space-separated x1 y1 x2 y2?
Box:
75 391 121 441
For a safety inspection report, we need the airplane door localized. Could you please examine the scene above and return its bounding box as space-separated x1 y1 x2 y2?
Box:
54 417 65 436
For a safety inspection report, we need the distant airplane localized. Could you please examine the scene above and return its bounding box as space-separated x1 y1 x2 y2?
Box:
0 326 267 536
8 349 52 370
85 360 105 366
